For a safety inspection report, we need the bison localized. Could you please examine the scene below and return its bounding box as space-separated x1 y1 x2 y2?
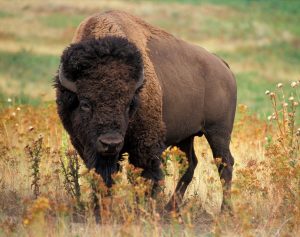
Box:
55 10 237 211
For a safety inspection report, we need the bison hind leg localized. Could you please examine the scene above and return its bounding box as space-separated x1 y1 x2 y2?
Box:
165 136 198 212
204 125 234 212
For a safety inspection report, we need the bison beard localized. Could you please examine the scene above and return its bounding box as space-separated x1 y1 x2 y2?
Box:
82 142 120 187
95 155 119 188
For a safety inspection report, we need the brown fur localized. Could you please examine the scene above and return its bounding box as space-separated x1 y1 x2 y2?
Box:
55 10 237 211
71 10 172 149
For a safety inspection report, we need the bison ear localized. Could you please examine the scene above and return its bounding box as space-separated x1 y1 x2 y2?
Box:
135 68 144 90
56 83 79 111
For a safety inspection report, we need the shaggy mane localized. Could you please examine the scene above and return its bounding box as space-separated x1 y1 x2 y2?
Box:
61 36 143 82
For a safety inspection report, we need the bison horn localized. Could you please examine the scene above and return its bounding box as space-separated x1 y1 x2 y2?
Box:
59 64 77 93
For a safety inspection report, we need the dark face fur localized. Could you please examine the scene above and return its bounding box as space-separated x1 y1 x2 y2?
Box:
55 37 143 186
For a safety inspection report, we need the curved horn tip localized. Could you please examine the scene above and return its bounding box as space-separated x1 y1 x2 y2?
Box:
59 64 77 93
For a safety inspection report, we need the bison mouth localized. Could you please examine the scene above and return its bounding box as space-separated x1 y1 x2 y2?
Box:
100 151 119 157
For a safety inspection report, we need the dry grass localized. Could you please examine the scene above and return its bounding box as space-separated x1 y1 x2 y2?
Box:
0 81 299 236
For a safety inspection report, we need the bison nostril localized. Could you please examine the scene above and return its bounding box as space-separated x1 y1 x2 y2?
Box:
96 133 123 153
100 140 121 148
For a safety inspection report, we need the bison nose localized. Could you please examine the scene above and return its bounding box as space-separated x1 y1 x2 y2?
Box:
96 133 123 155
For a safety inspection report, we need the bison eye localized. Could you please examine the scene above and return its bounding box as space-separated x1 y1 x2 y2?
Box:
130 99 135 110
127 96 138 116
80 100 91 112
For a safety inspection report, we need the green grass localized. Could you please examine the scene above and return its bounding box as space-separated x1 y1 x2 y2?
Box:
0 90 42 109
0 50 59 84
235 72 273 118
0 50 59 106
240 42 300 66
0 10 14 18
217 41 300 80
41 13 86 29
0 0 299 117
148 0 300 11
235 71 300 119
145 0 300 37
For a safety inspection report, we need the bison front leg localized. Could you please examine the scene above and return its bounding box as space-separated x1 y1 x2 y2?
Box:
165 136 198 212
140 156 165 198
128 145 165 199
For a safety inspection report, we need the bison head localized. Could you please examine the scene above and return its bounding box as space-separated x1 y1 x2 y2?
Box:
55 37 144 186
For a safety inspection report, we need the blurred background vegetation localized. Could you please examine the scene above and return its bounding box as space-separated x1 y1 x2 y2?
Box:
0 0 299 118
1 2 299 235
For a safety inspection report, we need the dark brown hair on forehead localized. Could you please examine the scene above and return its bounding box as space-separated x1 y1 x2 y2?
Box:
60 36 143 83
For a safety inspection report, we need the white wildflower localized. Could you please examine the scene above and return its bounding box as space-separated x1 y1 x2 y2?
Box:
270 92 275 98
277 83 283 88
291 81 298 88
267 115 272 121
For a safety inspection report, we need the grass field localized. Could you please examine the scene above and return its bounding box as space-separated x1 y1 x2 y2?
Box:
1 0 300 115
0 0 299 236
